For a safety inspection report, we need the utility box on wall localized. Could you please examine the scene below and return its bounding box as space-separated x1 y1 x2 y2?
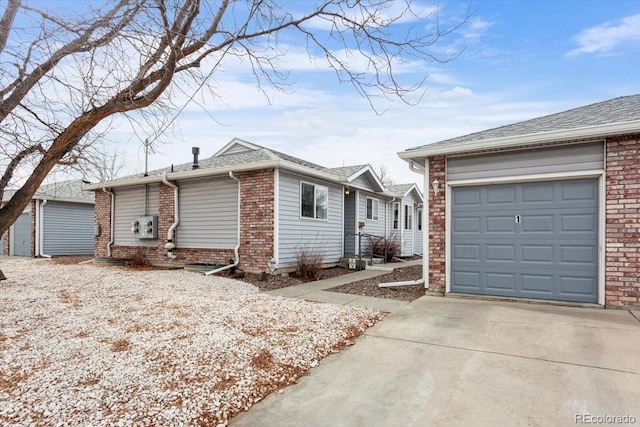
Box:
132 215 158 239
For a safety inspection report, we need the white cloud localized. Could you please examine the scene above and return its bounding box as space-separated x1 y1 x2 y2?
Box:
566 13 640 57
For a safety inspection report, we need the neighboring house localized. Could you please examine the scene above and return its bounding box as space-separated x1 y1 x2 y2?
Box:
1 179 95 257
327 165 392 257
386 184 424 257
86 138 419 273
399 94 640 309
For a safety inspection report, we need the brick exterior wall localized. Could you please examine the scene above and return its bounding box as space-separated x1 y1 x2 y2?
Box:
94 171 275 272
605 135 640 309
237 169 275 270
428 156 446 294
94 190 112 257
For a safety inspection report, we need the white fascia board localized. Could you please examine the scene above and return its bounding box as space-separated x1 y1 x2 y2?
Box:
85 159 343 191
398 120 640 162
34 197 94 205
84 160 281 190
348 165 386 193
405 185 424 203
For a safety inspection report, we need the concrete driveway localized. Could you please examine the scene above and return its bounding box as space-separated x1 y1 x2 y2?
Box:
231 296 640 427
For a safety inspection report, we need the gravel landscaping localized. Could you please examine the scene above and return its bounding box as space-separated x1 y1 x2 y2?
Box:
330 265 425 302
0 258 382 426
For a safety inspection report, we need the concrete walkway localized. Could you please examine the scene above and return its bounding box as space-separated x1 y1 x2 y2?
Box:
266 259 422 313
231 296 640 427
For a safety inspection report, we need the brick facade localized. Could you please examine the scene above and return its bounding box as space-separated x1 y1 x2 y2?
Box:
237 170 275 270
605 135 640 308
94 171 275 272
428 156 446 294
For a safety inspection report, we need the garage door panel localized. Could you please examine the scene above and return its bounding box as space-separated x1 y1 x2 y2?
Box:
453 244 480 260
485 272 516 290
560 245 597 264
453 188 481 206
451 178 598 303
560 276 597 297
522 215 554 233
486 244 516 261
453 217 480 233
486 186 516 204
521 274 554 294
453 271 481 289
561 213 597 232
521 245 554 263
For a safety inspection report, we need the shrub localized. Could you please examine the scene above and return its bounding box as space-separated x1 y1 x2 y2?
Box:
372 233 401 262
294 248 323 281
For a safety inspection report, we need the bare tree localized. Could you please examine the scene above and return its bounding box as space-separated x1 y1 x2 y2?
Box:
0 0 467 276
376 164 395 187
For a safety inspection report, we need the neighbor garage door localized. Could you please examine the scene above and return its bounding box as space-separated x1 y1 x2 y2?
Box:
451 179 598 303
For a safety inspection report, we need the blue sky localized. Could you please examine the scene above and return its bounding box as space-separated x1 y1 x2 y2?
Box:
98 0 640 189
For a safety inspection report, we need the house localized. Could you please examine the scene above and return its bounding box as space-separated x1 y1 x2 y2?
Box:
399 94 640 309
1 179 95 257
86 138 420 273
386 184 424 257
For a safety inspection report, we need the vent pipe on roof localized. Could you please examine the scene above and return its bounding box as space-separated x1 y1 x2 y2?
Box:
192 147 200 169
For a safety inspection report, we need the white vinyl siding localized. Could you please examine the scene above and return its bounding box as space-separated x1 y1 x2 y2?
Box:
279 172 343 268
42 201 94 255
113 185 159 246
350 174 375 192
178 177 238 248
366 197 379 221
447 141 604 181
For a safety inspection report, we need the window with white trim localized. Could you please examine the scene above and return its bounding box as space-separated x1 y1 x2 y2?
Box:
392 202 400 230
366 197 379 221
301 182 328 220
417 208 423 231
404 204 412 230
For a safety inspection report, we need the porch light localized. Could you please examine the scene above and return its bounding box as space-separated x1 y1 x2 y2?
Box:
432 179 440 195
345 186 350 195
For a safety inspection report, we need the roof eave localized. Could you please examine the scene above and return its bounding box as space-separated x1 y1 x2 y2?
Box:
83 158 343 191
398 120 640 162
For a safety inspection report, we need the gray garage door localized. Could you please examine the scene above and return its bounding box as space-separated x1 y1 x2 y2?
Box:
451 179 598 303
13 213 32 256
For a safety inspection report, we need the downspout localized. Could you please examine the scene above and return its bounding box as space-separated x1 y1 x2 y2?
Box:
205 171 241 275
103 188 115 257
161 172 179 260
38 199 51 258
379 160 428 288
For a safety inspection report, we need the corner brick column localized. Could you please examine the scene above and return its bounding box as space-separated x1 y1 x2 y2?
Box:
94 190 112 257
237 169 275 271
428 156 446 293
605 135 640 309
157 182 175 258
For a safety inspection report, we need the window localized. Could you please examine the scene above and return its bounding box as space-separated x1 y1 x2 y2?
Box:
301 182 328 220
404 205 413 230
392 202 400 230
417 208 423 231
366 197 379 221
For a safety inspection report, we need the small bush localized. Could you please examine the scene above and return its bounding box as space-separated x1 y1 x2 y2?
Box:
372 234 401 262
129 246 149 268
294 248 323 280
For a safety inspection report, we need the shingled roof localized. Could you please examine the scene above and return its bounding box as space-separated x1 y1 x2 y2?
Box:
400 94 640 161
3 179 94 203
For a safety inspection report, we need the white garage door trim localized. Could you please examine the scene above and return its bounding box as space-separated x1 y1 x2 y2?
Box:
445 169 606 305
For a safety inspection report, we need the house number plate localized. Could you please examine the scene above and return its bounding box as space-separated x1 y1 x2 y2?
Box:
515 215 521 223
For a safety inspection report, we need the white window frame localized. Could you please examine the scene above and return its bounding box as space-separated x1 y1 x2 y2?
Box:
300 181 328 220
404 204 413 230
366 197 379 221
392 202 400 230
417 208 423 231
